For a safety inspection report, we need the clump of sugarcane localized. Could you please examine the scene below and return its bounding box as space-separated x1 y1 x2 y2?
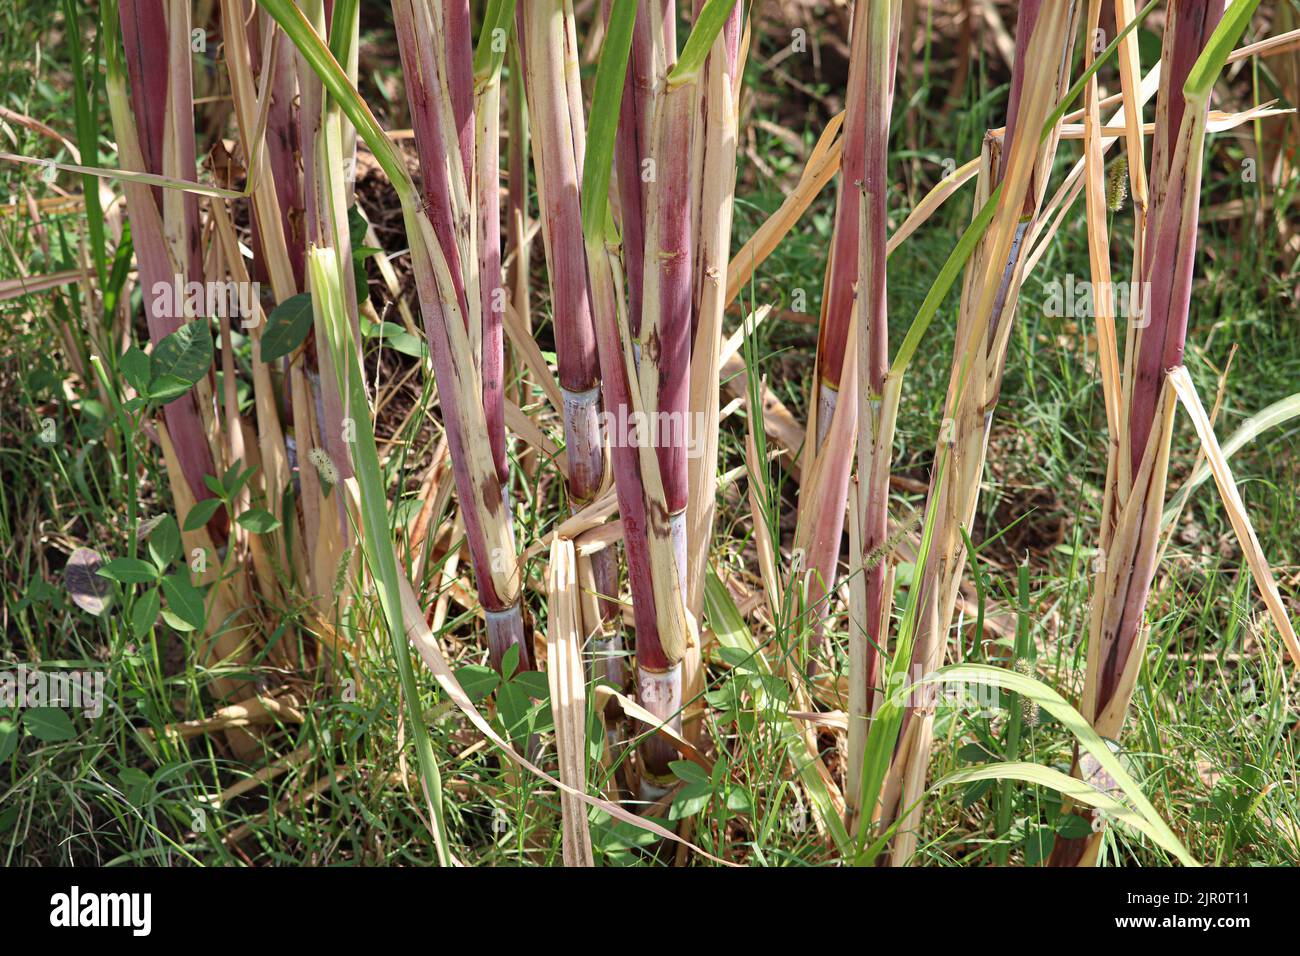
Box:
216 0 362 619
103 0 270 750
880 0 1083 864
518 0 626 706
388 0 529 674
253 0 529 857
1048 0 1243 867
580 0 743 791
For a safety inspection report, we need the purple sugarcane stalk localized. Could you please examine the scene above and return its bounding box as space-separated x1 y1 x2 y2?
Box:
393 0 526 673
852 0 902 704
116 0 219 520
1049 0 1225 868
521 0 625 696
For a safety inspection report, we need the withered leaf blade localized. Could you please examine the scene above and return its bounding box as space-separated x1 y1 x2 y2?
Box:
65 547 112 616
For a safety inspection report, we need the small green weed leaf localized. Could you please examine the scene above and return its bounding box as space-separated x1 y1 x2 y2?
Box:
149 320 212 399
236 509 281 534
97 557 159 584
183 498 223 532
260 293 314 363
131 588 160 640
161 573 205 631
25 707 75 743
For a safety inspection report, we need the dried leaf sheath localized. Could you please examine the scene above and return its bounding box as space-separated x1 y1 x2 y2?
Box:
685 1 743 642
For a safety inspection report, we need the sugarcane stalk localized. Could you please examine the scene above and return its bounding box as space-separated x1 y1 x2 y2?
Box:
107 0 218 517
105 0 274 752
474 0 513 490
796 0 901 694
612 0 660 345
520 0 625 701
630 1 697 784
846 0 901 689
505 30 533 465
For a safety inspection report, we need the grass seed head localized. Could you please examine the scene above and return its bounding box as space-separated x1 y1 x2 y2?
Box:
1106 156 1128 212
307 446 340 487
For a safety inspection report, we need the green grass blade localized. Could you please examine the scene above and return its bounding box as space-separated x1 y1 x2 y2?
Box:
704 569 852 853
1163 391 1300 525
63 0 107 287
308 247 451 866
910 663 1198 866
934 762 1197 866
580 0 637 240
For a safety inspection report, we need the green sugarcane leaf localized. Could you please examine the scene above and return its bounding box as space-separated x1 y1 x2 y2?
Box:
580 0 638 240
889 185 1002 377
1184 0 1262 101
914 665 1198 866
258 0 414 198
97 557 159 584
935 762 1195 866
669 0 738 88
852 454 947 864
260 292 314 363
306 245 451 865
472 0 516 82
149 320 212 400
161 573 205 631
